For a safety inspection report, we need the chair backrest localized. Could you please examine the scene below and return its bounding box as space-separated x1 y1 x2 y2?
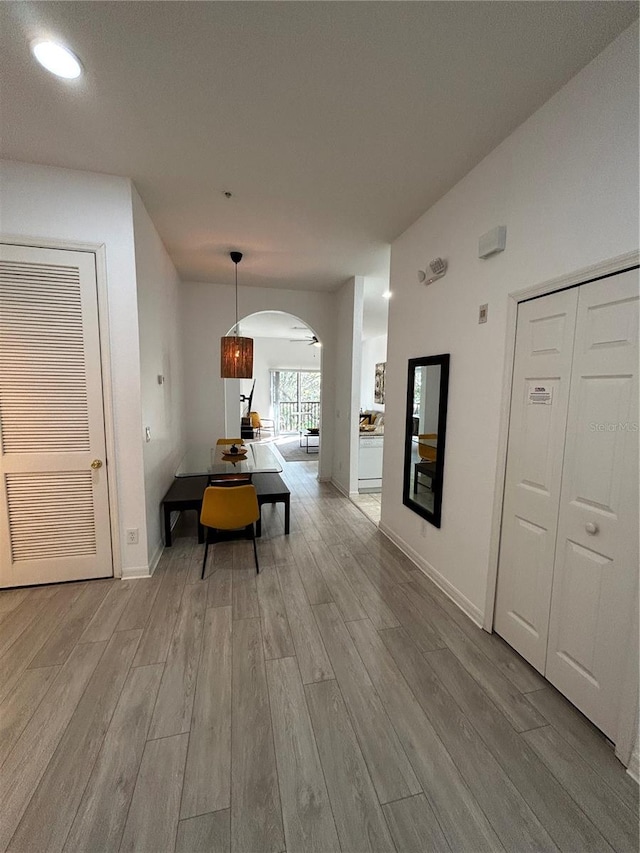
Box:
200 485 260 529
216 438 244 445
418 433 437 462
249 411 261 429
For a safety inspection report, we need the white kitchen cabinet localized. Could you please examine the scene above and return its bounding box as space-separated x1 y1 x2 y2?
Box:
358 435 384 490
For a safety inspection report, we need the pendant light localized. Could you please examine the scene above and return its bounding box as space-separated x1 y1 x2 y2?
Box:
220 251 253 378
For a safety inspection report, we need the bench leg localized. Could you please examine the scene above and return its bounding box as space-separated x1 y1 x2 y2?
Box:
284 497 290 535
164 505 173 547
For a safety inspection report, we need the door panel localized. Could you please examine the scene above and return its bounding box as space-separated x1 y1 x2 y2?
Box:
494 289 578 672
545 271 639 738
0 244 112 587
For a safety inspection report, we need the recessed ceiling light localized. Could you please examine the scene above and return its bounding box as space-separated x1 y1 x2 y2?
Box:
31 40 82 79
382 290 392 299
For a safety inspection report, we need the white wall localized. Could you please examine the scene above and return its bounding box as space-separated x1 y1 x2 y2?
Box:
381 25 639 618
0 160 150 574
360 334 387 412
332 276 364 495
181 282 336 480
132 188 185 566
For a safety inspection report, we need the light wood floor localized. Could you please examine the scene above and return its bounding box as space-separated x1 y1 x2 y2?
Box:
0 461 638 853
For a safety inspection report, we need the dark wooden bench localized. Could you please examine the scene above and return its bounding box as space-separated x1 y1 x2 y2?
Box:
252 472 290 538
162 476 208 546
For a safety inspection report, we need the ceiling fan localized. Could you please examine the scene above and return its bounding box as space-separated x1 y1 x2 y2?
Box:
289 326 321 346
289 334 320 346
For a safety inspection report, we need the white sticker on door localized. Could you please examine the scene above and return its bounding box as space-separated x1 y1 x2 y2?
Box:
528 384 553 405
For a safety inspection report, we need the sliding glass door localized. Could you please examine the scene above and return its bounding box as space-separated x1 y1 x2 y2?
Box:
270 370 321 434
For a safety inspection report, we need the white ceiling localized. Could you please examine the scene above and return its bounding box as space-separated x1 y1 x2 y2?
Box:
1 2 637 292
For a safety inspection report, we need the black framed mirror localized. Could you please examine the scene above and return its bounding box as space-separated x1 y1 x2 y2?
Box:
402 354 450 527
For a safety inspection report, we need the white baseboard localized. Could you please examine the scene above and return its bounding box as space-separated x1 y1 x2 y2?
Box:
626 740 640 782
121 539 164 579
121 564 152 579
148 541 164 575
378 521 484 628
330 478 350 498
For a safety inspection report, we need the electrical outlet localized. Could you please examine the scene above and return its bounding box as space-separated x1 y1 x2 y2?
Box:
126 528 139 545
145 426 151 442
479 303 488 324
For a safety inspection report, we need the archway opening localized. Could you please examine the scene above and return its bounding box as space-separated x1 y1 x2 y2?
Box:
223 311 323 467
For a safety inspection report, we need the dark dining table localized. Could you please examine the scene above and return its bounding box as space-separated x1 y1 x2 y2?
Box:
163 443 284 547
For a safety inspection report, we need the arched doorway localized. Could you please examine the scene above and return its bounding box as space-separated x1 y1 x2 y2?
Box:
223 310 323 468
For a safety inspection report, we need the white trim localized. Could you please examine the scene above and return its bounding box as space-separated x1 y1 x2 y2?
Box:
379 521 483 628
485 250 640 757
0 233 122 580
330 477 351 498
626 743 639 783
614 588 639 767
121 539 163 580
121 564 152 579
331 477 360 499
94 245 122 579
148 541 164 576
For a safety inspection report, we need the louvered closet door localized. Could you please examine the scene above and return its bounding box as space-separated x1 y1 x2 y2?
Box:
0 244 112 587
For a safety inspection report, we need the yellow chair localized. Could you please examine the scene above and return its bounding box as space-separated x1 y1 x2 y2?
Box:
415 434 437 493
418 433 437 462
213 438 250 484
249 412 274 438
200 484 260 579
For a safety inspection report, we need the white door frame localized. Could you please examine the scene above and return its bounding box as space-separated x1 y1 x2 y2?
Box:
484 249 639 764
0 234 122 579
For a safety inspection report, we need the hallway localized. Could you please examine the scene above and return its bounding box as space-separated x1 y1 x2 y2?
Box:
0 460 637 852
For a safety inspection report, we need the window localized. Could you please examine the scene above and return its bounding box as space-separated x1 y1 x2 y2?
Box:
270 370 321 433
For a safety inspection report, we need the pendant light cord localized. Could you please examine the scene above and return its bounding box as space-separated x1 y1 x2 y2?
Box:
234 261 239 337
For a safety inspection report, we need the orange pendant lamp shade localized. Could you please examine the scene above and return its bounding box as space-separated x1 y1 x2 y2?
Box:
220 335 253 379
220 250 253 379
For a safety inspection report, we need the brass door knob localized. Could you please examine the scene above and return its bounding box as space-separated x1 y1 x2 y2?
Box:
91 459 103 469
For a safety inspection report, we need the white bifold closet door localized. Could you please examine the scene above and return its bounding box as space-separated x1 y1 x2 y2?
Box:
545 272 639 739
494 288 579 673
0 244 113 588
495 268 639 741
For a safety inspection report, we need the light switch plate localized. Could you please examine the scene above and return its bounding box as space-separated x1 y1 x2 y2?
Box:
479 303 488 324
